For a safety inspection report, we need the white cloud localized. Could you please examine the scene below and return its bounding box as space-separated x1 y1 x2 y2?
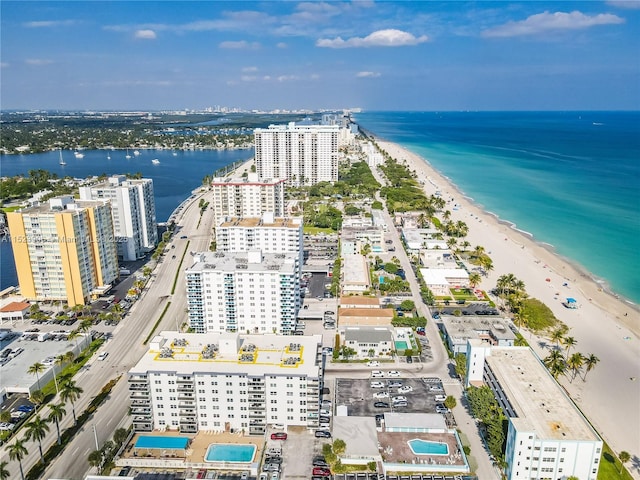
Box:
606 0 640 9
23 20 76 28
134 29 157 40
357 71 381 78
316 29 428 48
242 66 258 72
310 73 320 80
240 75 257 82
219 40 260 49
25 59 53 66
278 75 299 82
277 42 288 49
482 11 625 37
0 62 9 68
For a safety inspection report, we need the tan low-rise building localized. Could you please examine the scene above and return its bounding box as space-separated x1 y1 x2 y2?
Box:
337 307 394 326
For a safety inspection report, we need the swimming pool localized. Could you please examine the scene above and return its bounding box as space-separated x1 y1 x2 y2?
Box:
407 439 449 456
395 340 408 350
134 435 189 450
204 443 256 463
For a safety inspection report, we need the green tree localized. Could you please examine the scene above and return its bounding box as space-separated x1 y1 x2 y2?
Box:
563 336 577 359
0 410 10 424
619 451 631 473
8 439 28 480
550 328 565 349
444 395 457 410
0 461 9 480
47 402 66 445
544 350 567 380
582 354 600 381
113 427 129 446
28 361 45 390
60 379 83 424
468 272 482 289
567 352 585 383
30 389 44 405
399 300 415 311
88 450 103 469
332 438 347 456
24 415 50 464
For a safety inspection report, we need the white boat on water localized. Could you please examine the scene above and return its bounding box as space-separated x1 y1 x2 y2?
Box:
59 149 66 165
107 154 111 160
125 148 132 159
133 150 141 156
152 159 160 165
74 151 84 159
172 152 178 156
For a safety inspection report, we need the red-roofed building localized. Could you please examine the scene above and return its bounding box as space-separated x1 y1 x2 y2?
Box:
0 301 31 323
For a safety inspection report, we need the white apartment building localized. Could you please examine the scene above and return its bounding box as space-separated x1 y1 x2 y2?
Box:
7 196 119 306
211 173 286 225
185 250 300 334
254 122 339 186
79 175 158 261
466 341 602 480
215 213 303 267
128 331 324 436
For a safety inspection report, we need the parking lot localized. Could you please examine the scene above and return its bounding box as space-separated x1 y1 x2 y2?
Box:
335 377 448 417
333 475 472 480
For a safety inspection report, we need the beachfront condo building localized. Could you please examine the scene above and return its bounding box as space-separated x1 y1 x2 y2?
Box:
79 175 158 261
465 340 602 480
210 173 286 225
254 122 339 186
185 250 300 334
128 331 323 435
7 196 119 307
215 213 303 267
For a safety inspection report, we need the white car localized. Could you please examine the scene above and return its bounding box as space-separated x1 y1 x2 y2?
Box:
97 352 109 361
392 396 407 403
371 370 385 378
387 371 401 377
434 394 447 402
398 385 413 393
373 391 390 399
370 381 386 389
366 361 380 367
319 409 331 416
429 385 444 392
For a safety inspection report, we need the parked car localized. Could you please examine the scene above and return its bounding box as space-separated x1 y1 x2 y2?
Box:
370 381 386 389
435 403 449 414
387 371 401 377
374 402 390 408
406 356 413 363
263 463 281 472
388 381 402 388
398 385 413 393
97 352 109 361
265 456 283 464
366 360 380 367
373 391 389 399
315 430 332 438
270 432 287 440
434 394 447 402
319 416 331 424
371 370 385 378
392 396 407 403
429 385 444 392
393 401 408 407
313 467 332 477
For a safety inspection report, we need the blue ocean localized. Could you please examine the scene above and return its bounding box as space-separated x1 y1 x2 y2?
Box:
355 111 640 304
0 148 253 290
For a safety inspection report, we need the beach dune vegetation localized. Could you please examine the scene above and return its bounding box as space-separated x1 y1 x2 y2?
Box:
520 298 559 332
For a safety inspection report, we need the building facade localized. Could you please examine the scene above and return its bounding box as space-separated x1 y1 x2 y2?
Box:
254 123 339 186
7 196 119 306
185 250 300 334
79 175 158 261
215 213 303 266
465 341 602 480
211 174 286 225
128 331 323 435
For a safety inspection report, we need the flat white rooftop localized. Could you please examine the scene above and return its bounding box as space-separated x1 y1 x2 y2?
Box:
187 251 297 274
130 331 323 378
342 254 370 286
486 348 599 441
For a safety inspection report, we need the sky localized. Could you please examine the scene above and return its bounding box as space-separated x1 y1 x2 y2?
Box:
1 1 639 111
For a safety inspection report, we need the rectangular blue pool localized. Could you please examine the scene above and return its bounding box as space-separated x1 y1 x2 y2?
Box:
135 435 189 450
205 443 256 463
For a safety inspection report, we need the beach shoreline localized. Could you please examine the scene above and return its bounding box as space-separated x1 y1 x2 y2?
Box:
373 137 640 470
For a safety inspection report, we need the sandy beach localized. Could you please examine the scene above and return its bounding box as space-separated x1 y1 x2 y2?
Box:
376 139 640 474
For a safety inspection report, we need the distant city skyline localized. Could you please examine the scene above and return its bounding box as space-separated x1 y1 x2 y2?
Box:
2 1 639 111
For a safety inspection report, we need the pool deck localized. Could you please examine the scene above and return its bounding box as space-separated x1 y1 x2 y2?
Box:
377 431 466 469
121 431 264 465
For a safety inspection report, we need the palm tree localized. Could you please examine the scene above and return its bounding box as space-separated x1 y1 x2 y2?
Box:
30 389 44 405
544 350 567 380
24 415 50 463
67 329 81 350
468 272 482 289
8 439 28 480
60 380 83 424
0 410 10 424
52 354 67 394
473 245 486 259
27 362 45 390
47 402 66 445
567 352 585 383
618 451 630 474
64 350 75 364
582 354 600 381
563 336 577 359
0 461 9 480
550 328 565 350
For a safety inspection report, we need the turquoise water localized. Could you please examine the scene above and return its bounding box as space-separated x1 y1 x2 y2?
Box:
408 439 449 455
395 341 408 350
0 148 253 290
135 435 189 450
356 112 640 305
204 443 256 462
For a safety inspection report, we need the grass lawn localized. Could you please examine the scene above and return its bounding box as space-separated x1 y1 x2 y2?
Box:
303 226 335 235
598 442 634 480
